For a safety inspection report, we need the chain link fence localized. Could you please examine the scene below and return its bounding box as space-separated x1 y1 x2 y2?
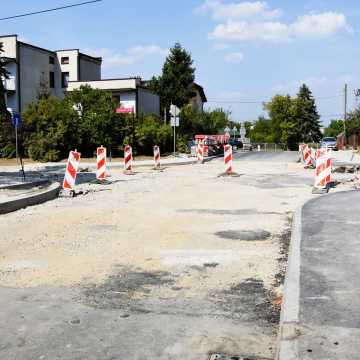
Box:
252 143 287 152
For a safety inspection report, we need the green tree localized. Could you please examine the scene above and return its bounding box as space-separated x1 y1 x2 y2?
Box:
294 84 322 143
135 114 172 155
22 96 78 161
264 94 299 148
249 116 275 143
149 43 195 111
178 105 229 140
324 119 344 137
345 108 360 137
64 85 121 157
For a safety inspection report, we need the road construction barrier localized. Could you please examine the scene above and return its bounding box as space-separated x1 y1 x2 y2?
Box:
197 141 204 163
63 150 81 191
204 145 209 157
153 145 161 169
299 144 306 163
316 147 332 160
224 144 233 174
314 151 332 191
124 145 133 173
302 145 313 167
96 146 107 181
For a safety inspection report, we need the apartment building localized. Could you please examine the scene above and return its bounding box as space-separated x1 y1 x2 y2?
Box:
1 35 205 118
0 34 102 113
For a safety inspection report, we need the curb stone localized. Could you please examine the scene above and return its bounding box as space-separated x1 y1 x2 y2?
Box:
0 180 61 215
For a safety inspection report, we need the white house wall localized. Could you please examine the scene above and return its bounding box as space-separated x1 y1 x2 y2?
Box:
0 35 17 59
67 79 137 92
4 62 18 111
57 50 79 82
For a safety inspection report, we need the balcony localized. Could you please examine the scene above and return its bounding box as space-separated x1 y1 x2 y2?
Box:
3 76 16 92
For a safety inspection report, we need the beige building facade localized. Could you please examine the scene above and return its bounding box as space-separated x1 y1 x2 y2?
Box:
0 34 102 113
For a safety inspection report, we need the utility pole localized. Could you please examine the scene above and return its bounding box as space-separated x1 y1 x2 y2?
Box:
344 84 348 145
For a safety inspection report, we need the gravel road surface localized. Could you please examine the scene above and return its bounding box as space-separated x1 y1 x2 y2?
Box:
0 151 354 360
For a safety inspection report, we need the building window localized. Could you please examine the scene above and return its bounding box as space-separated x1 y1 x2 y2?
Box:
49 56 55 64
49 72 55 88
61 56 69 65
62 72 69 88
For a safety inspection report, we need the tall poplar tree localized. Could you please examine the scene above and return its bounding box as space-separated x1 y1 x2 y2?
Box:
149 42 195 112
295 84 322 143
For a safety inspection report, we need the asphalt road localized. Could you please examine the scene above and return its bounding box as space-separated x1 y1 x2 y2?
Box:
287 190 360 359
234 151 299 162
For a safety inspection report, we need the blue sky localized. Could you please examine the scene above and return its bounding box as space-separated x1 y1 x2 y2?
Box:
1 0 359 125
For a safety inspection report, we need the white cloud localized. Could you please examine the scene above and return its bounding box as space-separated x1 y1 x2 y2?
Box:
211 20 290 42
86 45 168 68
195 1 349 42
224 51 244 63
194 0 282 20
289 12 348 39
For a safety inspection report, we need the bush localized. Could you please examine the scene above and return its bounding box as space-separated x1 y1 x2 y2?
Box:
0 113 16 158
135 114 172 155
23 96 78 162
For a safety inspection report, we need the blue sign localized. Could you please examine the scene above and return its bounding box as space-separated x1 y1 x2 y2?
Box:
12 113 21 128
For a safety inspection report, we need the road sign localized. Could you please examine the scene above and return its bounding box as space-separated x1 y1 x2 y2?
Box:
170 104 180 117
171 117 179 127
12 113 21 128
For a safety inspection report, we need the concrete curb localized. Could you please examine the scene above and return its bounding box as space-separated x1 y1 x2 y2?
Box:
0 180 61 215
276 196 320 360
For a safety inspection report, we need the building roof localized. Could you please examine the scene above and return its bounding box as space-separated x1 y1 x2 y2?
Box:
56 49 102 63
18 41 56 55
0 34 17 38
192 83 207 102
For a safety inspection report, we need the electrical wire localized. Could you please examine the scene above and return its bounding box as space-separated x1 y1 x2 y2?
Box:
0 0 102 21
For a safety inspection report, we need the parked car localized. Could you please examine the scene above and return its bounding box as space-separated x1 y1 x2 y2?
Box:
228 139 243 150
242 143 253 151
320 137 338 150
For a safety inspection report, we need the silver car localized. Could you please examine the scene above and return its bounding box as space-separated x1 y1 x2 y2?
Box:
320 137 338 150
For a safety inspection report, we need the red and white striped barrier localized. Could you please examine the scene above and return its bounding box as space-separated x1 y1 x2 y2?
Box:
204 145 209 157
316 147 332 160
197 141 204 162
124 145 133 173
63 150 81 191
314 151 332 191
302 145 313 167
224 144 233 174
153 145 161 169
96 146 107 181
